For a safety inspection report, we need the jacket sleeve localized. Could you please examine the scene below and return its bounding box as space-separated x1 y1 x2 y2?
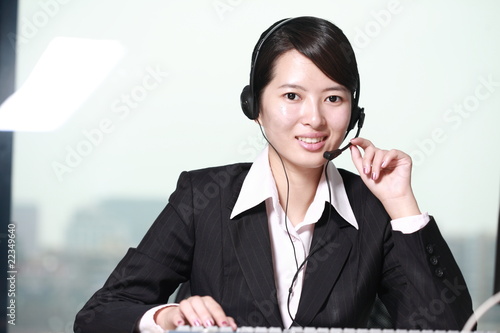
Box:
378 216 474 330
74 171 196 333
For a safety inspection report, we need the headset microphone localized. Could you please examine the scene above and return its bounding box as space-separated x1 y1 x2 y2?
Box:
323 107 365 161
323 146 347 161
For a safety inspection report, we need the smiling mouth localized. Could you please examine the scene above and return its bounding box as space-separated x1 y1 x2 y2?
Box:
296 136 326 144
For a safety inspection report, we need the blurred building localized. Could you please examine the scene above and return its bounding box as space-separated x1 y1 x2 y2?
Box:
64 198 165 256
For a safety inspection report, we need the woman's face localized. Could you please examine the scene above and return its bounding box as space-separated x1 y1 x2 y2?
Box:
258 49 352 172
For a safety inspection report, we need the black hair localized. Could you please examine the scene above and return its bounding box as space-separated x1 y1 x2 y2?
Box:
251 16 360 113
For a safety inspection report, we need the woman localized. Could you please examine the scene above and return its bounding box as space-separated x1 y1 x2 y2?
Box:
74 16 473 332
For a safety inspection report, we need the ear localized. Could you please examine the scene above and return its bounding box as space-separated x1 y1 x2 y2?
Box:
255 117 262 127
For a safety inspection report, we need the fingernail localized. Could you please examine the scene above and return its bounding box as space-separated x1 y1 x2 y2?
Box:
221 321 229 327
372 172 377 180
176 320 184 326
193 319 202 327
381 160 387 168
205 319 214 327
363 167 369 174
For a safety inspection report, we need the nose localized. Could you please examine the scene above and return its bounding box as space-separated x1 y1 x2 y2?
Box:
301 98 325 128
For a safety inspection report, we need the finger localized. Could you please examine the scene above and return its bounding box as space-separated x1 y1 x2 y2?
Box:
370 150 388 181
193 296 219 327
155 306 186 330
361 146 376 176
349 144 375 184
349 144 365 176
380 149 400 169
170 308 187 328
226 316 238 330
179 297 204 327
350 137 372 149
199 296 232 328
351 138 377 175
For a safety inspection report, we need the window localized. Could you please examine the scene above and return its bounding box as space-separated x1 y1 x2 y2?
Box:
6 1 500 331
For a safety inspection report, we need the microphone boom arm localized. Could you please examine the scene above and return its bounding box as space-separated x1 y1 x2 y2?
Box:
323 108 365 161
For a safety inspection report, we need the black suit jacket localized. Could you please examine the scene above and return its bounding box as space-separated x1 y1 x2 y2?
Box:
74 163 473 333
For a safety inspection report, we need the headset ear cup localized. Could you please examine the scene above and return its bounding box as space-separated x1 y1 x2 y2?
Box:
348 106 361 131
240 85 257 120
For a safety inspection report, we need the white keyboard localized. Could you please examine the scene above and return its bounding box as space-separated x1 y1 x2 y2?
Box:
169 326 497 333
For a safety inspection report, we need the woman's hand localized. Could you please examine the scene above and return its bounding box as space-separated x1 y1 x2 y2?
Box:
155 296 237 331
349 137 421 219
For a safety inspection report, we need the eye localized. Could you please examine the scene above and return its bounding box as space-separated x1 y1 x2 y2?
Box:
326 95 341 103
285 92 299 101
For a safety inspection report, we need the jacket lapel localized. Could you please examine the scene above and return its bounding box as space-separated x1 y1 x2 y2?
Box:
295 205 354 326
227 203 283 327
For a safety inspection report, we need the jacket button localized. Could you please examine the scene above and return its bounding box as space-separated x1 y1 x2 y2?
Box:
435 267 444 277
426 244 434 254
430 256 439 265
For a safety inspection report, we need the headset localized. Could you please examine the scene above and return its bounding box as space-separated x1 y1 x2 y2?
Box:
239 17 365 161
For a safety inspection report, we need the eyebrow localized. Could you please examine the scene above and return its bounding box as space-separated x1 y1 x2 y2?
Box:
277 83 349 93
